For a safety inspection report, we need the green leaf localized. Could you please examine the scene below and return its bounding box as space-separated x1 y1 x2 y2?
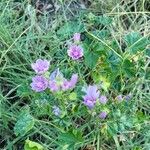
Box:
111 40 121 52
24 139 44 150
124 32 149 54
146 48 150 57
97 15 112 25
136 111 147 123
106 51 122 82
17 82 31 97
69 92 77 100
107 122 118 136
87 13 112 26
14 108 35 136
58 130 83 148
92 73 110 91
85 51 99 69
107 51 121 72
122 59 136 77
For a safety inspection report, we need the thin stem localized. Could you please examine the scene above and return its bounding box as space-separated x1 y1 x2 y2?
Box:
85 29 123 59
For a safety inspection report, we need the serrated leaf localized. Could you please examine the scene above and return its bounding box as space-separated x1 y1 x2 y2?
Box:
122 59 136 77
106 51 122 82
97 15 112 25
58 130 83 147
24 139 44 150
124 32 149 54
84 50 99 69
107 52 121 73
14 109 35 136
17 82 31 97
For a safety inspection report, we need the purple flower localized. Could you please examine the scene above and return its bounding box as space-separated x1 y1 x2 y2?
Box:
61 74 78 91
49 68 78 92
30 75 48 92
99 95 107 104
50 68 64 81
73 33 81 43
116 95 123 101
83 95 96 109
99 111 107 119
49 80 60 92
49 68 64 92
84 85 100 100
67 45 83 60
61 80 71 91
31 59 50 74
69 74 78 89
125 94 132 101
49 69 78 92
52 106 61 116
83 85 100 109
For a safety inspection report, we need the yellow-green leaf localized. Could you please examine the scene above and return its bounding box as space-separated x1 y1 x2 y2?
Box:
24 139 44 150
69 92 77 100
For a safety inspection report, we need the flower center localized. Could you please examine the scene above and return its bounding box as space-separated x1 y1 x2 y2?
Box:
37 82 43 88
73 51 79 56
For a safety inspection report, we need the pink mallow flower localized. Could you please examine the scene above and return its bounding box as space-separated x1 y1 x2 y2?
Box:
73 33 81 43
31 59 50 74
99 111 107 119
69 74 78 89
49 80 60 92
116 95 123 101
49 68 64 92
99 95 108 104
83 95 96 109
30 75 48 92
49 69 78 92
82 85 100 109
61 74 78 91
125 94 132 101
67 45 83 60
61 80 71 91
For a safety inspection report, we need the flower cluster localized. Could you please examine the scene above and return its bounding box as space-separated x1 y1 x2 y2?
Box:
116 94 132 102
81 85 132 119
30 33 132 121
49 68 78 92
30 60 78 92
82 85 108 108
31 59 50 92
67 33 84 60
82 85 108 119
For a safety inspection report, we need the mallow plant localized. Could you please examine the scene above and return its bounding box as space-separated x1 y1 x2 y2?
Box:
14 30 149 149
